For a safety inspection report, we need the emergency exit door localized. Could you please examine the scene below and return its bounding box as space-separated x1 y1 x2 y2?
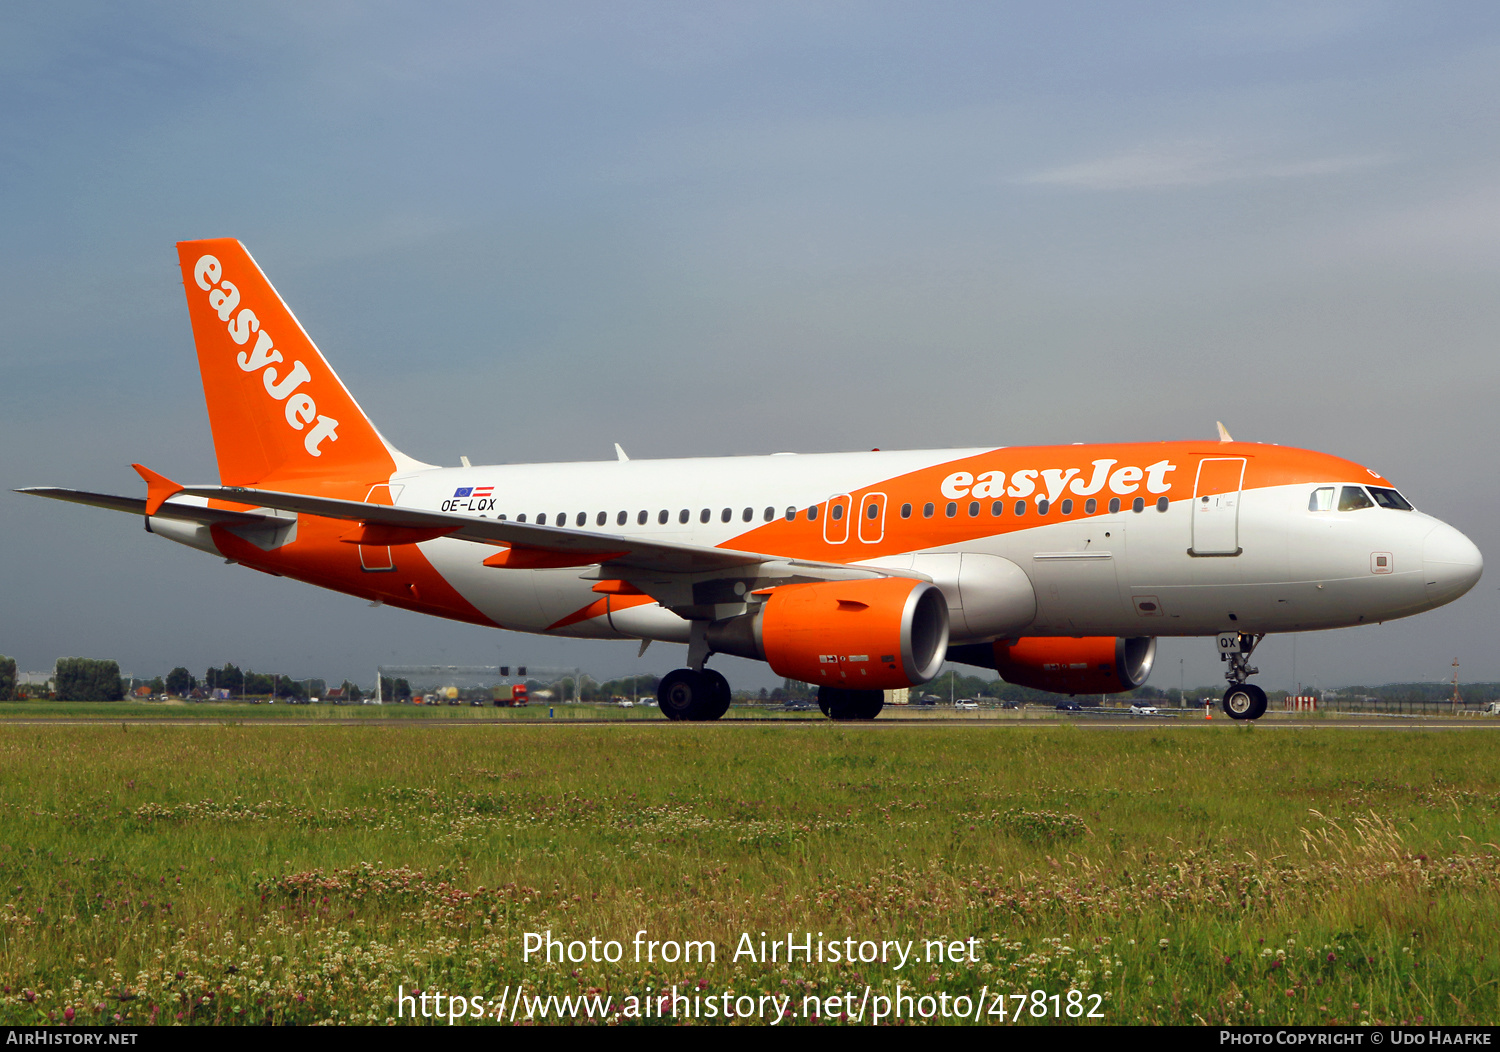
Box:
1191 458 1244 556
359 484 403 571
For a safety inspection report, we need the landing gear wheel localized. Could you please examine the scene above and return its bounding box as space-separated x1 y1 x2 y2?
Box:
702 669 732 720
1222 683 1267 721
658 669 712 721
818 686 884 721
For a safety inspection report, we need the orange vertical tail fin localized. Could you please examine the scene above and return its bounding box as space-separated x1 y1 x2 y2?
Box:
175 238 418 488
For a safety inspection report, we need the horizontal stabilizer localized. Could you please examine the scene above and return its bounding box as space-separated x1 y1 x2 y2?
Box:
16 487 292 528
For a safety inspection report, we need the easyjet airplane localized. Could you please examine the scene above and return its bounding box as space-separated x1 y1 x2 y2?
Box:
22 240 1484 721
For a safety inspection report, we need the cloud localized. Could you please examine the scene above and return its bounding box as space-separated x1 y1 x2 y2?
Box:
1020 141 1390 190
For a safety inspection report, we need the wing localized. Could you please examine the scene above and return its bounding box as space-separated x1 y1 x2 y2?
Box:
172 485 909 610
24 478 920 615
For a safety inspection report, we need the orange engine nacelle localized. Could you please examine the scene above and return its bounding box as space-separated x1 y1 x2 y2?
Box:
992 636 1156 695
706 577 949 690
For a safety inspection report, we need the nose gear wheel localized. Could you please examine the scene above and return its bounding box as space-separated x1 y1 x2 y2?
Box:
1222 683 1267 720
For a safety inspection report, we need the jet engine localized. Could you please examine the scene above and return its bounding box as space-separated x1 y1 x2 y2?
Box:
706 576 949 689
949 636 1156 695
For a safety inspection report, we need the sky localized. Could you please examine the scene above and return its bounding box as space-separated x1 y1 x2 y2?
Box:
2 2 1497 694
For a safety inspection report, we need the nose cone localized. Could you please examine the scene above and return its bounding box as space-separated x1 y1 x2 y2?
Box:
1423 522 1483 607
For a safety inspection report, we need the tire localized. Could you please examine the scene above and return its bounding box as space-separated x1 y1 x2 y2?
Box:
657 669 711 721
819 686 884 721
851 690 884 720
1222 683 1267 721
702 669 732 721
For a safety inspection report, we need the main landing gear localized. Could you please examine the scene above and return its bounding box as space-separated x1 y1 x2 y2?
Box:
817 686 884 721
1217 632 1267 721
656 668 732 721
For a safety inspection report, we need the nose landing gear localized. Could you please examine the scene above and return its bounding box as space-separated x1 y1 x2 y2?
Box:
1218 632 1267 720
1223 683 1267 720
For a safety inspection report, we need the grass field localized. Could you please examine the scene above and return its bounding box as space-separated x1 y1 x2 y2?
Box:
0 699 679 721
1 721 1498 1026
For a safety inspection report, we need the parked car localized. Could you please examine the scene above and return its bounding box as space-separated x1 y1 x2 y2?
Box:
1129 703 1159 716
1056 701 1082 712
955 700 979 711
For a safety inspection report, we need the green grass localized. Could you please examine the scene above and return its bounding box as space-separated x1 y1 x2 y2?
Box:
2 724 1498 1025
0 700 677 720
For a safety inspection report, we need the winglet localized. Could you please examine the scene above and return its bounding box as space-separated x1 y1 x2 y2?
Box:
131 464 184 516
614 443 629 462
1216 421 1233 443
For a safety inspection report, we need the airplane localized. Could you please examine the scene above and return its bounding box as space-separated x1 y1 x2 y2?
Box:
20 239 1484 721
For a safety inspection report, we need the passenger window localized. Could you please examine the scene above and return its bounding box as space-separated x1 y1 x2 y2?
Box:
1108 498 1121 514
516 513 526 523
638 510 649 525
1338 486 1374 511
763 507 774 522
945 502 957 518
831 504 844 521
720 508 732 523
700 509 711 523
679 509 689 524
658 510 669 524
537 513 547 525
598 511 608 526
1308 487 1334 512
1060 499 1073 515
742 507 753 522
807 506 818 522
785 507 796 521
900 503 912 519
1132 497 1145 513
991 501 1003 516
1368 487 1413 511
1156 496 1168 512
867 502 879 520
923 503 935 518
1085 498 1096 514
1037 500 1049 515
968 501 979 517
577 512 587 527
1013 501 1026 516
616 511 626 526
498 514 507 521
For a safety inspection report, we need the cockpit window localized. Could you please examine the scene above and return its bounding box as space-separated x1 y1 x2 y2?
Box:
1308 487 1334 512
1367 487 1414 511
1338 486 1375 511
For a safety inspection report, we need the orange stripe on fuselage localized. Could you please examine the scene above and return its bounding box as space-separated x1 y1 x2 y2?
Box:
718 442 1390 564
547 594 655 631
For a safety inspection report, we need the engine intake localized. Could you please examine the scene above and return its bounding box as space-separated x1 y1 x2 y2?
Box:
706 577 949 689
